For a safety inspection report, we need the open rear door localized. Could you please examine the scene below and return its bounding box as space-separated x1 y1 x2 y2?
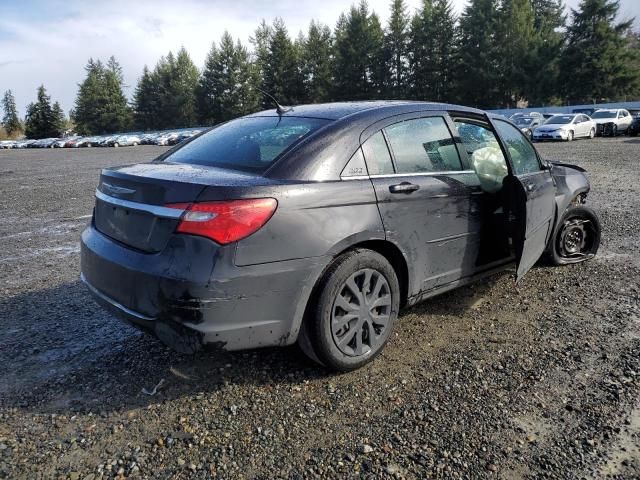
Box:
493 120 556 281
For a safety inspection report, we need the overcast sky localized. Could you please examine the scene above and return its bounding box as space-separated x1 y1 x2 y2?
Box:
1 0 638 116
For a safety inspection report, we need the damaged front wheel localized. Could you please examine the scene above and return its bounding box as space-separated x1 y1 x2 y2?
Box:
548 206 601 265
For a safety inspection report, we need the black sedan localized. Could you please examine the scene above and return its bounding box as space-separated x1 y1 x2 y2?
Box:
628 110 640 136
80 101 601 371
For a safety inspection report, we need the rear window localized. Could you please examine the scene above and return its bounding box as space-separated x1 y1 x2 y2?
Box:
165 116 330 173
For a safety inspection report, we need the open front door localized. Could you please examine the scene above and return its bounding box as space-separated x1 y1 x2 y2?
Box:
493 120 556 281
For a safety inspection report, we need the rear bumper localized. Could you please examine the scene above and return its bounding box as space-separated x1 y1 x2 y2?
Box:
81 271 156 330
81 225 328 351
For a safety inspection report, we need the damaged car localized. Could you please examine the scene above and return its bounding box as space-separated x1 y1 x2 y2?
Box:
80 102 601 371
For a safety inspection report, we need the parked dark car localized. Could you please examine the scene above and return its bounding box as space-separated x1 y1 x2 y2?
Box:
81 101 601 371
572 108 596 117
627 109 640 137
76 136 102 148
140 133 160 145
511 115 543 139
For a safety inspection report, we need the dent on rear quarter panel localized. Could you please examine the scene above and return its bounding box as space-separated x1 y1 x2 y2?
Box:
235 179 385 266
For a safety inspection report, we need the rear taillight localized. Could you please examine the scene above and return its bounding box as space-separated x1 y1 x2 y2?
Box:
166 198 277 245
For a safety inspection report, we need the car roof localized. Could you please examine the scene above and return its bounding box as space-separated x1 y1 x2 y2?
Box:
261 101 496 181
247 101 485 121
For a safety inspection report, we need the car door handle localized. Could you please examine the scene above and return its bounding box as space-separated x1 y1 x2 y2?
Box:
526 183 536 192
389 182 420 194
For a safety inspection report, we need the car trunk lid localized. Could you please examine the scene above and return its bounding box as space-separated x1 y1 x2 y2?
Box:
94 162 275 252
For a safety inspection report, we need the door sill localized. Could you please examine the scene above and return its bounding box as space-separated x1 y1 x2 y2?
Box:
406 258 514 307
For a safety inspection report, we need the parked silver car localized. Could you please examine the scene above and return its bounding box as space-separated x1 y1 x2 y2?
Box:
110 135 141 147
533 114 596 142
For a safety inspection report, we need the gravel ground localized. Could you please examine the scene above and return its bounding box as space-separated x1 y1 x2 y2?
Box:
0 139 639 479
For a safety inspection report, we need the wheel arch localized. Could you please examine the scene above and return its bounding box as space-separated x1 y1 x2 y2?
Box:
293 239 411 344
350 240 410 308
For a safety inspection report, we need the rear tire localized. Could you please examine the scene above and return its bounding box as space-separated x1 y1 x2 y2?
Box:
589 128 595 139
547 206 601 265
301 249 400 371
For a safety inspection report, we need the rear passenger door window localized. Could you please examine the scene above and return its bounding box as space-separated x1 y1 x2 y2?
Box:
384 117 463 173
361 131 394 175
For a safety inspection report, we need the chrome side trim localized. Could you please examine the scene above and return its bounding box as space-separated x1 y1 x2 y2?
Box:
369 170 475 179
102 182 136 195
425 231 479 244
95 189 184 219
340 175 371 181
80 273 155 322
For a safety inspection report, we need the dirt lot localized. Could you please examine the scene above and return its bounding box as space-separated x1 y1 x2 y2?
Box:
0 139 639 479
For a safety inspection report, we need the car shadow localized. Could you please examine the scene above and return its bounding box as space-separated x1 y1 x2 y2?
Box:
1 268 517 416
0 281 329 415
623 138 640 144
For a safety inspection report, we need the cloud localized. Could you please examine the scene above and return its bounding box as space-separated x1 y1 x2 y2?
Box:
1 0 445 115
1 0 637 117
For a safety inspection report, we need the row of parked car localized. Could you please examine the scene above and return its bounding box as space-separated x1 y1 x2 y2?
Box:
510 108 640 142
0 129 204 149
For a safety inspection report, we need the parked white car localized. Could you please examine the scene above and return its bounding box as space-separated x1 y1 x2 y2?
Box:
591 109 633 136
532 114 596 142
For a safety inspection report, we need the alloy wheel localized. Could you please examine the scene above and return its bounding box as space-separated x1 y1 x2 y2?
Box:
331 268 392 357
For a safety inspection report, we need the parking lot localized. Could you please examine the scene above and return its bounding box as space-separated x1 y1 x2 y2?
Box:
0 139 639 478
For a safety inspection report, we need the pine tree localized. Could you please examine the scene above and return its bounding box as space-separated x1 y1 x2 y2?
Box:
198 32 261 124
135 49 200 130
251 19 273 88
52 101 67 135
73 59 103 135
132 66 159 130
527 0 566 105
383 0 410 98
409 0 457 102
455 0 501 108
496 0 537 107
2 90 22 136
25 85 62 139
103 56 133 132
300 21 334 103
151 54 175 129
171 47 200 127
73 57 132 135
333 1 385 100
260 18 304 107
561 0 640 103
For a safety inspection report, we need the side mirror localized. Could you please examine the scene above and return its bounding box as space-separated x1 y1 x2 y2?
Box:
541 161 553 171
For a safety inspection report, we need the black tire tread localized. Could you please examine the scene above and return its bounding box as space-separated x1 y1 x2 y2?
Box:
301 248 400 371
547 205 601 266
